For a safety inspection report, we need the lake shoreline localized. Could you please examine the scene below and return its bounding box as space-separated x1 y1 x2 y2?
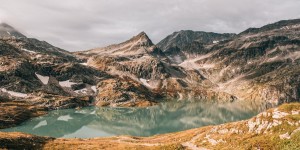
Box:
1 103 300 149
1 100 262 138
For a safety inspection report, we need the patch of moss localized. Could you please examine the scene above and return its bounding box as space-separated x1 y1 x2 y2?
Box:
278 103 300 112
280 131 300 150
271 122 297 134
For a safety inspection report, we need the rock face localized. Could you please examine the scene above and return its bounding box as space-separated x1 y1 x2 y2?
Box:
77 31 237 106
0 101 46 129
96 77 159 107
157 30 235 63
0 24 103 115
177 19 300 106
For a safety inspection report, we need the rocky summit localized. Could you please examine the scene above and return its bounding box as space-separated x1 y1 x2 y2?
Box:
0 18 300 149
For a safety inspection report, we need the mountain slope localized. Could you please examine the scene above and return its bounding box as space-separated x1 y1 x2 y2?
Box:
179 18 300 106
1 19 299 109
0 23 26 38
77 32 165 58
76 32 237 107
0 23 110 113
157 30 235 63
240 18 300 35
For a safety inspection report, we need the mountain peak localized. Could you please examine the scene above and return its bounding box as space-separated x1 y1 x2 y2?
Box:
239 18 300 35
137 31 147 36
80 31 158 56
0 23 26 38
0 23 13 28
127 32 152 46
130 31 153 46
157 30 235 52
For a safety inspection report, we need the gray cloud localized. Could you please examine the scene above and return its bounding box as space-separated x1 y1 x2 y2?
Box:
0 0 299 51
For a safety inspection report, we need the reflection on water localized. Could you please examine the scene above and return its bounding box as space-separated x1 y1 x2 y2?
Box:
0 101 262 138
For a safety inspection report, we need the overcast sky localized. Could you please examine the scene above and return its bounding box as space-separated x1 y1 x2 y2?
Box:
0 0 299 51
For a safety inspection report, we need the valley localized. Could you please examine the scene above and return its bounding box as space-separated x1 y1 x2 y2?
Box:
0 18 300 149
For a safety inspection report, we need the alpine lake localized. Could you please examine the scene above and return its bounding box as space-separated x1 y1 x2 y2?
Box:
1 100 263 138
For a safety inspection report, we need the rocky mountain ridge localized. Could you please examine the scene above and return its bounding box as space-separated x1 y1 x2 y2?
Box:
76 31 237 107
77 31 165 58
0 23 26 38
176 19 300 106
0 18 299 110
157 30 236 63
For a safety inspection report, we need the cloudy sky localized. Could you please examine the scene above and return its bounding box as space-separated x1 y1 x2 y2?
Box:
0 0 299 51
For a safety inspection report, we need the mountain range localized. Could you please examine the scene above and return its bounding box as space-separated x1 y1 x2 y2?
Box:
0 18 300 149
0 19 300 126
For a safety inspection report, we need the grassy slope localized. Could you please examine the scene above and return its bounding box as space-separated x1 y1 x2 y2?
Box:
0 103 300 150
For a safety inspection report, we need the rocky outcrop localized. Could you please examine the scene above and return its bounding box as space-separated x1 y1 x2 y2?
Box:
0 101 46 129
96 77 159 107
0 132 53 149
0 94 93 129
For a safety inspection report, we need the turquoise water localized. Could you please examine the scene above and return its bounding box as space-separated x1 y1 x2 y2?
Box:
0 101 261 138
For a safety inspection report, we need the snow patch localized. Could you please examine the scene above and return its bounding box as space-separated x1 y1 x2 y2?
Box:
173 55 183 64
1 88 28 98
59 80 77 88
213 40 219 44
21 48 36 54
91 86 97 92
140 78 153 88
35 73 49 84
179 53 215 70
80 63 88 66
74 88 88 94
241 42 252 49
35 54 43 58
